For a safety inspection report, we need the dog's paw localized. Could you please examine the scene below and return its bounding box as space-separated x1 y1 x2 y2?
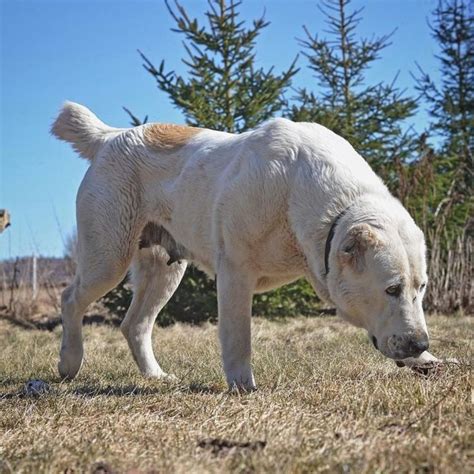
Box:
58 354 83 380
228 382 257 393
143 370 179 382
227 377 257 393
161 372 179 382
225 368 256 393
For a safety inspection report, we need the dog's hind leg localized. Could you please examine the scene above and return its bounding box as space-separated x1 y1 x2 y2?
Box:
120 246 187 378
58 190 141 379
58 241 135 379
59 263 131 380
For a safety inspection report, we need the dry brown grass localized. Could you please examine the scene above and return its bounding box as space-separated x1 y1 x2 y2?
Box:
0 287 62 320
0 315 472 473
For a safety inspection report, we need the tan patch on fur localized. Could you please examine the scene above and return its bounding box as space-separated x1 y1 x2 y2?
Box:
413 276 422 289
144 123 201 151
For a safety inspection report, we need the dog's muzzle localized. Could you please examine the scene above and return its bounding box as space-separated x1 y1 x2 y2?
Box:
386 332 429 359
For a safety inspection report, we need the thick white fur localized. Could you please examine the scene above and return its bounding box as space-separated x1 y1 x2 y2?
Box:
52 102 437 389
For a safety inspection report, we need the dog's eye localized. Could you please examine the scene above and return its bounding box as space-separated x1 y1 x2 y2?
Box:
420 283 426 292
386 284 402 297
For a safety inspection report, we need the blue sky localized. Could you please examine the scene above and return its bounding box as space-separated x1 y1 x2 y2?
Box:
1 0 440 259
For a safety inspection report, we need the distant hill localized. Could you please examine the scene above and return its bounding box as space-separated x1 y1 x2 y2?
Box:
0 257 74 287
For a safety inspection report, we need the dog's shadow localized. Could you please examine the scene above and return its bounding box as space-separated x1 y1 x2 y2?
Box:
0 313 122 332
0 391 24 400
185 382 222 394
72 384 162 397
1 378 227 400
72 381 221 397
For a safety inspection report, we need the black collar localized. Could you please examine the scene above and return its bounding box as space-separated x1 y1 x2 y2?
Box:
324 209 348 276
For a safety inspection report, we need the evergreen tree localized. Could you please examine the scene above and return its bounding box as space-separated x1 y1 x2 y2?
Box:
289 0 418 171
414 0 473 197
397 0 473 312
139 0 298 133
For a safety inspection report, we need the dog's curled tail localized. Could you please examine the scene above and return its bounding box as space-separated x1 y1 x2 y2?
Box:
51 101 118 161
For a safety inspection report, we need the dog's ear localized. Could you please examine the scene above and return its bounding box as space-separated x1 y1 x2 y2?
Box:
338 223 380 272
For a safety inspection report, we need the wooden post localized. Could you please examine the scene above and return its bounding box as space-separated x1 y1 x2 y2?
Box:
32 254 38 300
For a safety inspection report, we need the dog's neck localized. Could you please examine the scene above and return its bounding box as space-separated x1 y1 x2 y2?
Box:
303 196 378 304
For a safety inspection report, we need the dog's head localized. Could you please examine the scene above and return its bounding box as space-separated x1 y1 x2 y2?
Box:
326 211 429 360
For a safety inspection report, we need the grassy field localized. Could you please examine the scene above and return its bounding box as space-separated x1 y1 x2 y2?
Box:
0 315 471 473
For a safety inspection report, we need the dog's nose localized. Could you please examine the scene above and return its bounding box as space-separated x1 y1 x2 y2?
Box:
388 332 429 359
407 335 429 356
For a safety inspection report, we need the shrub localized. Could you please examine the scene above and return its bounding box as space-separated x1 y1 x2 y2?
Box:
101 266 322 327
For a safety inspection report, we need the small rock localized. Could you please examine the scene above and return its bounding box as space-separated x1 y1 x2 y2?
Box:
24 379 51 396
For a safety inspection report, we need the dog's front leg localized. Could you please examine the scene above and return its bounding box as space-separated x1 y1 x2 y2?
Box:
217 258 256 391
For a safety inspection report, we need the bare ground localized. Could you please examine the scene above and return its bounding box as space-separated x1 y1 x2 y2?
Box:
0 315 472 473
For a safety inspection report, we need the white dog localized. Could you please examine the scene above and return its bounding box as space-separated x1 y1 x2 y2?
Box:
52 102 439 389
